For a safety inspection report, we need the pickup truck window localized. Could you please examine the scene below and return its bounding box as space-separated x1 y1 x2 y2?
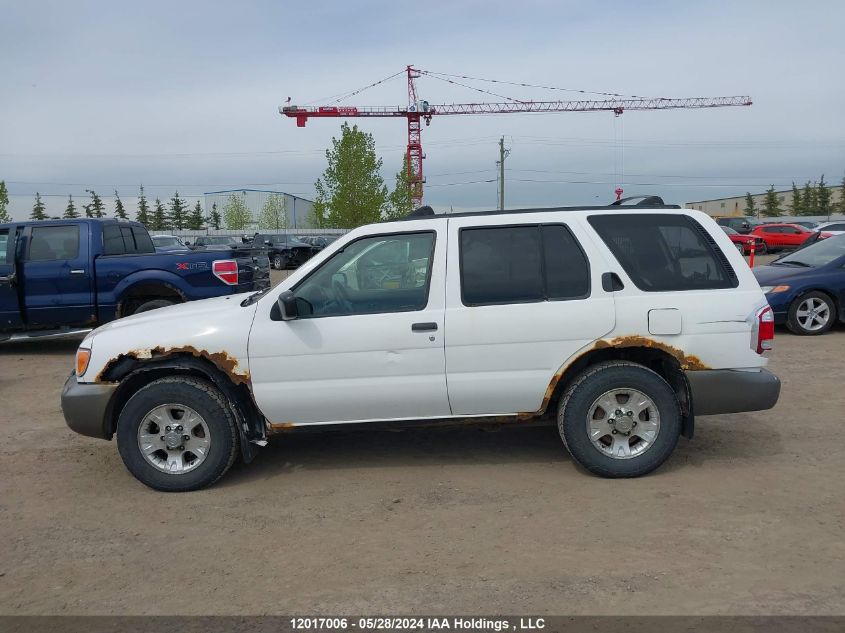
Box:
293 231 435 318
28 225 80 261
460 224 590 306
589 214 737 291
0 230 8 264
103 225 125 255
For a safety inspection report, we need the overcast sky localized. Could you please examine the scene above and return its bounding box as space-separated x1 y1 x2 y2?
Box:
1 0 844 219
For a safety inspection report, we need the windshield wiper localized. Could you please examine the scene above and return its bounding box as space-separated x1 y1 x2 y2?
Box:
778 260 813 267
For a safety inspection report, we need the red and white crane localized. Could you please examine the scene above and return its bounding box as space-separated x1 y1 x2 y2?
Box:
280 66 752 207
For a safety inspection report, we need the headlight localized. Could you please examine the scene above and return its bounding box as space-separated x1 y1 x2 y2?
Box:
760 285 790 294
75 348 92 376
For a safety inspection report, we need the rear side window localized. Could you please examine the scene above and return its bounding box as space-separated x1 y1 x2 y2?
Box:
588 214 737 291
103 225 126 255
28 225 80 261
460 224 590 306
131 227 155 254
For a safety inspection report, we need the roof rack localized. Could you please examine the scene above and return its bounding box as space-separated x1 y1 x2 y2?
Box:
398 196 679 220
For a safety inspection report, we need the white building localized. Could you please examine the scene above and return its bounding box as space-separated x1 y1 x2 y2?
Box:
203 189 316 229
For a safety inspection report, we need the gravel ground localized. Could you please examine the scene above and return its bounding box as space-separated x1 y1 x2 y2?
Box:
1 260 843 615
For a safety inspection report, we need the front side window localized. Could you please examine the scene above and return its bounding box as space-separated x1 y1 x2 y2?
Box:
460 224 590 306
589 214 736 291
28 225 80 261
293 231 435 318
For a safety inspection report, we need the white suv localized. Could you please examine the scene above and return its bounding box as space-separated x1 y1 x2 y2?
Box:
62 198 780 491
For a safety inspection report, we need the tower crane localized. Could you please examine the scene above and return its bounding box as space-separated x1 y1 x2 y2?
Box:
280 66 752 207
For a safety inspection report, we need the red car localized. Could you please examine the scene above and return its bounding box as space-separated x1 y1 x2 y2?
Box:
720 226 767 254
751 223 832 251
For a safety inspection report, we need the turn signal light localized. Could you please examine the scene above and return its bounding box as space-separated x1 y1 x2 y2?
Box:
213 259 239 286
76 348 91 376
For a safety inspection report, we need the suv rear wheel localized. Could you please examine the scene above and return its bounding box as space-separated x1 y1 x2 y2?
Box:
558 361 681 478
116 376 239 491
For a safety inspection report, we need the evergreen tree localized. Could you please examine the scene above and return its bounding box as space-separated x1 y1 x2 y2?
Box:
0 181 10 223
802 180 818 215
817 174 832 219
744 192 757 216
85 189 105 218
258 194 287 229
840 172 845 212
384 155 414 221
223 194 252 230
151 198 168 231
760 186 782 217
209 202 221 230
136 185 151 226
63 194 79 219
168 191 188 230
789 183 802 216
30 192 47 221
313 123 387 228
186 201 205 230
113 190 128 219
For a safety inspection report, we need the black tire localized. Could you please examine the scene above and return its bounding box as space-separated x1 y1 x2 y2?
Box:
756 242 768 255
273 254 283 270
116 376 239 491
133 299 175 315
787 291 836 336
735 243 744 254
558 361 681 478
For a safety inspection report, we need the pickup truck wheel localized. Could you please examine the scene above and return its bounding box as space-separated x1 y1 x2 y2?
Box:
557 361 681 478
134 299 174 314
787 291 836 335
116 376 238 491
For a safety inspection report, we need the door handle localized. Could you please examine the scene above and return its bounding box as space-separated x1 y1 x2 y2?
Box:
411 322 438 332
70 269 86 276
601 272 624 292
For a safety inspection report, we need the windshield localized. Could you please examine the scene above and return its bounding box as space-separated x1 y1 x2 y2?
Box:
208 236 238 245
777 235 845 267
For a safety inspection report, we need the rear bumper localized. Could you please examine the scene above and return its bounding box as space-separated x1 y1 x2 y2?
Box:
61 373 118 440
687 368 780 416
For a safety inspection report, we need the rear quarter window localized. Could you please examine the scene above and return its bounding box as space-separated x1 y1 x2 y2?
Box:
588 214 737 292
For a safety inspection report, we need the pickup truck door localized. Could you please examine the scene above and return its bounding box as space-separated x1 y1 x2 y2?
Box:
444 214 616 415
0 227 23 332
248 220 450 424
20 223 94 328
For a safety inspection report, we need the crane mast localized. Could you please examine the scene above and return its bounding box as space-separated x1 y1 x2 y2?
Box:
280 66 752 207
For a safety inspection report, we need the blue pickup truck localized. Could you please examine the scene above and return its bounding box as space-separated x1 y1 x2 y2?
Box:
0 218 270 341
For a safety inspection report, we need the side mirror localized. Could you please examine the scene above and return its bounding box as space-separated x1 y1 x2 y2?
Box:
277 290 298 320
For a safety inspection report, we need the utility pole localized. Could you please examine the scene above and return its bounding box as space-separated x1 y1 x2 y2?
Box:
497 136 510 210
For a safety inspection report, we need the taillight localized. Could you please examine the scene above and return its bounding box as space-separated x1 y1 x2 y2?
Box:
213 259 238 285
755 305 774 354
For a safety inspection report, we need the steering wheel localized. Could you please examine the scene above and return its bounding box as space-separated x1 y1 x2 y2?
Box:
331 279 353 313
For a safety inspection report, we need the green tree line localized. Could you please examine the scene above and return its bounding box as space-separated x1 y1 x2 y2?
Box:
745 173 845 218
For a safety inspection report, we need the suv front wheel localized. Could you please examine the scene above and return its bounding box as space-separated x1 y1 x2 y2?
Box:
558 361 681 478
116 376 239 491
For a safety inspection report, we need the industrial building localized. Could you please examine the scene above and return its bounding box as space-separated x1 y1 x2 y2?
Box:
686 187 842 217
203 189 316 229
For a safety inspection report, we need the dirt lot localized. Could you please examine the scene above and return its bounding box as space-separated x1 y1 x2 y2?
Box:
1 263 844 615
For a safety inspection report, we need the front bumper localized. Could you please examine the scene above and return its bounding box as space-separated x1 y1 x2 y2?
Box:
61 373 118 440
687 368 780 416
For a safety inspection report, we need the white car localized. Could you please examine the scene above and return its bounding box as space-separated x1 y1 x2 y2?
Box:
62 197 780 491
814 221 845 236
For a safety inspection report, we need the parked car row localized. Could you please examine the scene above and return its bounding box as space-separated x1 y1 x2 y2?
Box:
715 217 837 252
150 233 342 269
